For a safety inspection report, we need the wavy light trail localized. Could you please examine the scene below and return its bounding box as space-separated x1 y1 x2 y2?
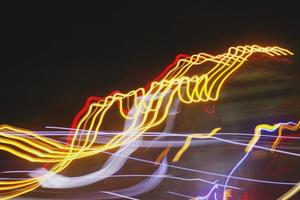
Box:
0 45 294 199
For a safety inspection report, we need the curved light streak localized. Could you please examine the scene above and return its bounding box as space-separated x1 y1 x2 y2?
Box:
0 45 293 199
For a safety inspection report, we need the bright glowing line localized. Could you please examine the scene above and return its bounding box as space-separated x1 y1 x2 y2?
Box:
0 45 293 199
223 151 250 200
101 150 298 186
100 191 139 200
43 126 300 140
168 191 194 198
212 136 300 157
221 122 300 200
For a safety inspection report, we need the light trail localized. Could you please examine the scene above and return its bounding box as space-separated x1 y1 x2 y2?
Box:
3 132 299 186
2 130 299 187
0 45 294 199
212 136 300 157
100 191 140 200
101 150 298 187
168 191 194 199
4 128 300 141
168 184 219 200
222 122 300 200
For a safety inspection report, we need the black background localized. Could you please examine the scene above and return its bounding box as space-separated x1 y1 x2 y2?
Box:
1 2 300 199
1 1 299 129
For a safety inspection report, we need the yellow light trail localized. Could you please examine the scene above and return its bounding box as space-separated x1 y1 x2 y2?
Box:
266 121 300 200
0 45 293 199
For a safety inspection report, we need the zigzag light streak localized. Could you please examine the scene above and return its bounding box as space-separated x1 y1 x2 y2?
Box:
0 45 293 199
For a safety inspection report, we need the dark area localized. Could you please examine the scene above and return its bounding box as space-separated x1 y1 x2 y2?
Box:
0 2 300 200
1 1 299 128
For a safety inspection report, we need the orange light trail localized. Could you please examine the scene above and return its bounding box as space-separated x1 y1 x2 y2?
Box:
0 45 293 199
